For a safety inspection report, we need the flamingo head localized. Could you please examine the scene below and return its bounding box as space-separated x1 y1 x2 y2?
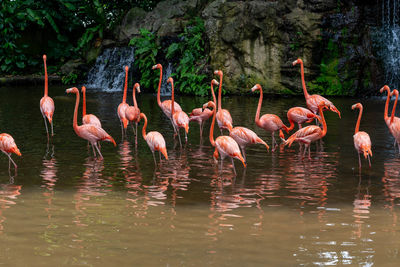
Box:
66 87 79 94
81 86 86 93
391 89 399 97
124 66 129 72
380 85 390 94
152 63 162 70
43 54 47 61
251 84 261 92
292 58 302 66
134 83 141 93
214 70 222 76
203 101 216 110
212 79 219 86
351 103 362 110
167 77 173 84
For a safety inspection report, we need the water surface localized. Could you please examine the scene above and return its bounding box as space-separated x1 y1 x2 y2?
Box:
0 85 399 266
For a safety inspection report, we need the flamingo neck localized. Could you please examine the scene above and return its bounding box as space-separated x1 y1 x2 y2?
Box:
122 68 128 103
43 58 48 97
255 88 263 126
141 114 147 139
209 105 216 147
211 82 217 104
384 87 390 121
171 81 175 115
218 74 223 111
299 61 309 99
156 66 162 107
133 86 138 107
73 91 80 135
318 105 327 137
391 92 398 124
287 119 295 131
355 106 363 134
82 90 86 117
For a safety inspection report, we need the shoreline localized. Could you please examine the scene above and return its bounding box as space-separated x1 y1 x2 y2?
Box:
0 75 62 86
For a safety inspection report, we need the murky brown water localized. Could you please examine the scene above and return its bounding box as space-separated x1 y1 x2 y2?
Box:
0 85 399 266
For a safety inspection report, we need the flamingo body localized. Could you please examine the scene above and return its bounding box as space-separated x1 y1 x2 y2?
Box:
161 100 182 119
287 107 316 131
189 108 213 123
125 106 140 123
118 103 129 129
286 125 323 146
173 111 189 133
353 132 372 159
0 134 21 156
217 110 233 131
229 127 267 148
83 114 101 128
258 114 287 132
40 96 55 123
76 124 116 146
215 135 244 162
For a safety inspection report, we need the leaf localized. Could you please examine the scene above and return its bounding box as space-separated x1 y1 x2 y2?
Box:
16 61 25 68
45 13 59 33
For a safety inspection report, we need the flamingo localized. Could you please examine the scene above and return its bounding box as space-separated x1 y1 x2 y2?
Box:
188 80 219 139
380 85 400 150
229 127 269 161
40 55 55 139
139 112 168 165
152 63 182 133
352 103 372 168
66 87 116 159
251 84 289 151
293 58 341 118
125 83 141 145
214 70 233 133
167 77 189 145
0 133 21 172
287 107 318 131
204 100 245 175
117 66 130 138
285 102 328 159
81 86 101 127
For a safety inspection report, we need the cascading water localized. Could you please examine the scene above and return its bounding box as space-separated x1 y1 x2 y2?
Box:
375 0 400 88
85 47 135 92
160 63 173 96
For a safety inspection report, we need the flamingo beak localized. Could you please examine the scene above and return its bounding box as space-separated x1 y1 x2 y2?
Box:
152 64 158 70
292 60 298 66
212 79 219 85
251 85 258 92
66 88 74 93
137 84 141 93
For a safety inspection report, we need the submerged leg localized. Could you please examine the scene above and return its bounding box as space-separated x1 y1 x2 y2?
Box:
367 154 371 167
51 121 54 136
152 151 157 166
94 143 103 159
135 123 138 146
358 153 361 169
200 122 203 140
231 157 237 176
43 116 49 139
177 128 182 147
8 154 17 169
91 143 96 157
241 146 247 162
308 145 311 160
271 133 276 151
120 121 124 141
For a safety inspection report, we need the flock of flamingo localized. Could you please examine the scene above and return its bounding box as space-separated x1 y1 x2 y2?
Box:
3 55 400 175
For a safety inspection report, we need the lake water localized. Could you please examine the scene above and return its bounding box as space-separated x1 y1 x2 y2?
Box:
0 85 398 266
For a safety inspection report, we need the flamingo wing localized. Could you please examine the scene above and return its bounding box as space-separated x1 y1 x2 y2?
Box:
215 136 242 159
83 114 102 128
0 133 20 155
146 131 166 151
288 107 313 124
161 100 182 118
354 131 372 158
285 125 322 146
217 109 233 130
125 106 140 122
78 125 113 144
230 127 263 146
259 114 285 132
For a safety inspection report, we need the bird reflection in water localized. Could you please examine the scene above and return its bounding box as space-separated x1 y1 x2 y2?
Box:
382 158 400 227
0 183 22 234
40 144 58 222
73 157 105 228
352 173 372 239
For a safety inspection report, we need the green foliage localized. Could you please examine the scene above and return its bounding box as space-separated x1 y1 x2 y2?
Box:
166 17 208 96
129 29 160 90
62 73 78 85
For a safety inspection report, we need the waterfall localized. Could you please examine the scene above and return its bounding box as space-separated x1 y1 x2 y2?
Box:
377 0 400 88
85 47 135 92
160 63 173 96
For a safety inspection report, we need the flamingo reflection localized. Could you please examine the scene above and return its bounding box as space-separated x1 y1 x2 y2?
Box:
352 174 372 239
0 183 22 234
382 158 400 227
40 147 58 222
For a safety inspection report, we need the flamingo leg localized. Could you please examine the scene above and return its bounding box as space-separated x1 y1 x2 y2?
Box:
91 143 96 157
358 152 362 169
302 145 307 159
231 157 237 176
184 131 188 142
51 121 54 136
159 151 162 162
177 128 182 147
241 146 247 162
135 123 138 146
2 151 17 171
200 122 203 140
298 123 303 129
43 116 49 139
94 142 103 159
220 157 224 172
308 145 311 160
152 151 157 166
271 133 276 151
367 154 371 167
120 121 124 140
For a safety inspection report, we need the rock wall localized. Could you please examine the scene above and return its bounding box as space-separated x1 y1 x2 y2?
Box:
114 0 381 95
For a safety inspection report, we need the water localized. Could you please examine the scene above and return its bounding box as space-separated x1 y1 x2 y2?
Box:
0 85 400 265
85 47 135 92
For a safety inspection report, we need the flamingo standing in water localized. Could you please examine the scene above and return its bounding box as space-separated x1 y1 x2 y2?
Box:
214 70 233 133
204 101 245 175
40 55 55 139
0 133 21 172
380 85 400 150
285 102 328 159
66 87 116 159
167 77 189 145
251 84 289 151
125 83 141 145
293 58 341 118
139 112 168 165
117 66 130 138
287 107 318 131
352 103 372 168
188 80 219 140
152 64 182 133
81 86 101 127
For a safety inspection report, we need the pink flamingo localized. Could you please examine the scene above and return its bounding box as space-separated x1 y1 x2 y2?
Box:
81 86 101 127
188 80 219 139
229 127 269 161
251 84 289 151
0 133 21 171
66 87 116 159
117 66 130 138
380 85 400 150
214 70 233 133
139 112 168 165
204 100 245 175
152 64 182 133
352 103 372 168
287 107 318 131
293 58 341 118
285 102 328 159
167 77 189 145
125 83 141 145
40 55 55 139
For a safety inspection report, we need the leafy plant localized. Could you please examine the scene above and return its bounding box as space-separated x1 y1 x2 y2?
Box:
62 73 78 84
129 29 161 90
166 17 208 96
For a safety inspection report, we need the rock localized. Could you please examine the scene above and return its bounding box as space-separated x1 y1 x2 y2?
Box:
60 59 87 76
